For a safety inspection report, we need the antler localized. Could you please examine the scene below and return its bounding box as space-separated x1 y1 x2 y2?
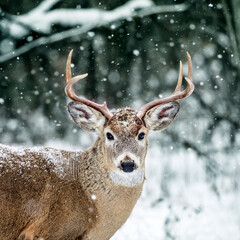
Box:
137 52 194 119
65 50 113 119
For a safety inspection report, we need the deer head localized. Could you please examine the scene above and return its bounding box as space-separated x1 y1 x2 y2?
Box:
65 50 194 186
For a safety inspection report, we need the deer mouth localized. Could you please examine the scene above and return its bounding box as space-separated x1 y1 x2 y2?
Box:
119 160 137 173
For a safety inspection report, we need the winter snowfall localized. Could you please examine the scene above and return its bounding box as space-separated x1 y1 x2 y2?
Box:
1 0 240 239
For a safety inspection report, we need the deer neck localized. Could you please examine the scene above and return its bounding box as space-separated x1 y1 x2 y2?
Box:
74 136 144 208
72 137 144 239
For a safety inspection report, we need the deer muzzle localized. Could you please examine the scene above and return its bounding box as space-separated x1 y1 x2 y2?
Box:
119 155 137 173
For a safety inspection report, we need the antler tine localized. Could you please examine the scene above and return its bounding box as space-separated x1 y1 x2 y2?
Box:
173 60 183 94
65 50 113 120
187 51 192 81
181 52 194 98
65 49 73 84
137 52 194 119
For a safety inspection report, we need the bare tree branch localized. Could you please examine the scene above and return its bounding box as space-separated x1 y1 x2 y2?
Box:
231 0 240 57
30 0 61 14
0 0 189 63
221 0 240 68
0 23 96 63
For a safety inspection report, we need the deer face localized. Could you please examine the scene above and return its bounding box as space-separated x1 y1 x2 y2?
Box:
68 101 180 186
104 108 148 173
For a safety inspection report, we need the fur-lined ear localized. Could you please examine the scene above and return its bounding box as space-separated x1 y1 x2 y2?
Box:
143 101 180 131
68 102 107 132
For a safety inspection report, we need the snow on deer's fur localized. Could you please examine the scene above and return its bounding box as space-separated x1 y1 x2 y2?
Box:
0 50 194 240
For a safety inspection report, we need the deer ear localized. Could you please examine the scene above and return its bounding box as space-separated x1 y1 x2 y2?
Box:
143 101 180 131
68 102 106 132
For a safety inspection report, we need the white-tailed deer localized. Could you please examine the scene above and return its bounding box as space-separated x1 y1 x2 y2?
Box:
0 50 194 240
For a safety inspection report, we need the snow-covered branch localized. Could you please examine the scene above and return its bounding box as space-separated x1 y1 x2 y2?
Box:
29 0 61 14
0 0 189 63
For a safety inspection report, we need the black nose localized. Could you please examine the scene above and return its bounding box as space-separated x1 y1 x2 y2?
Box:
121 161 135 173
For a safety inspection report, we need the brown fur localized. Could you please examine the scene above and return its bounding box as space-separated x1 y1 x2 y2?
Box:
0 103 179 240
109 108 143 137
0 109 145 240
0 145 95 240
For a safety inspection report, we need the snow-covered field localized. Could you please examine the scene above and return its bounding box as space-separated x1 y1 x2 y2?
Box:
112 186 240 240
112 145 240 240
1 123 240 240
44 136 240 240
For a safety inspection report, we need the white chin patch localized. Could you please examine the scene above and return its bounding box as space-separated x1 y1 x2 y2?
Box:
109 169 145 187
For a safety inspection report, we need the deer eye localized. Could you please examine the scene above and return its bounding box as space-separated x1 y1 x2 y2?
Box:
106 132 114 140
138 132 145 140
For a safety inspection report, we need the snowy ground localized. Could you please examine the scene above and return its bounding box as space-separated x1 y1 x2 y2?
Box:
111 145 240 240
2 133 239 240
45 137 240 240
112 184 240 240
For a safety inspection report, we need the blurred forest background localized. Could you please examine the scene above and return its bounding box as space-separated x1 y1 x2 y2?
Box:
0 0 240 239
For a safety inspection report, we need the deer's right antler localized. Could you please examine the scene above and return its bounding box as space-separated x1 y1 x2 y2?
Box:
65 50 113 120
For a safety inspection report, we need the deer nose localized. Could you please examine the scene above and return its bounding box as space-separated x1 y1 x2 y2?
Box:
120 161 135 173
